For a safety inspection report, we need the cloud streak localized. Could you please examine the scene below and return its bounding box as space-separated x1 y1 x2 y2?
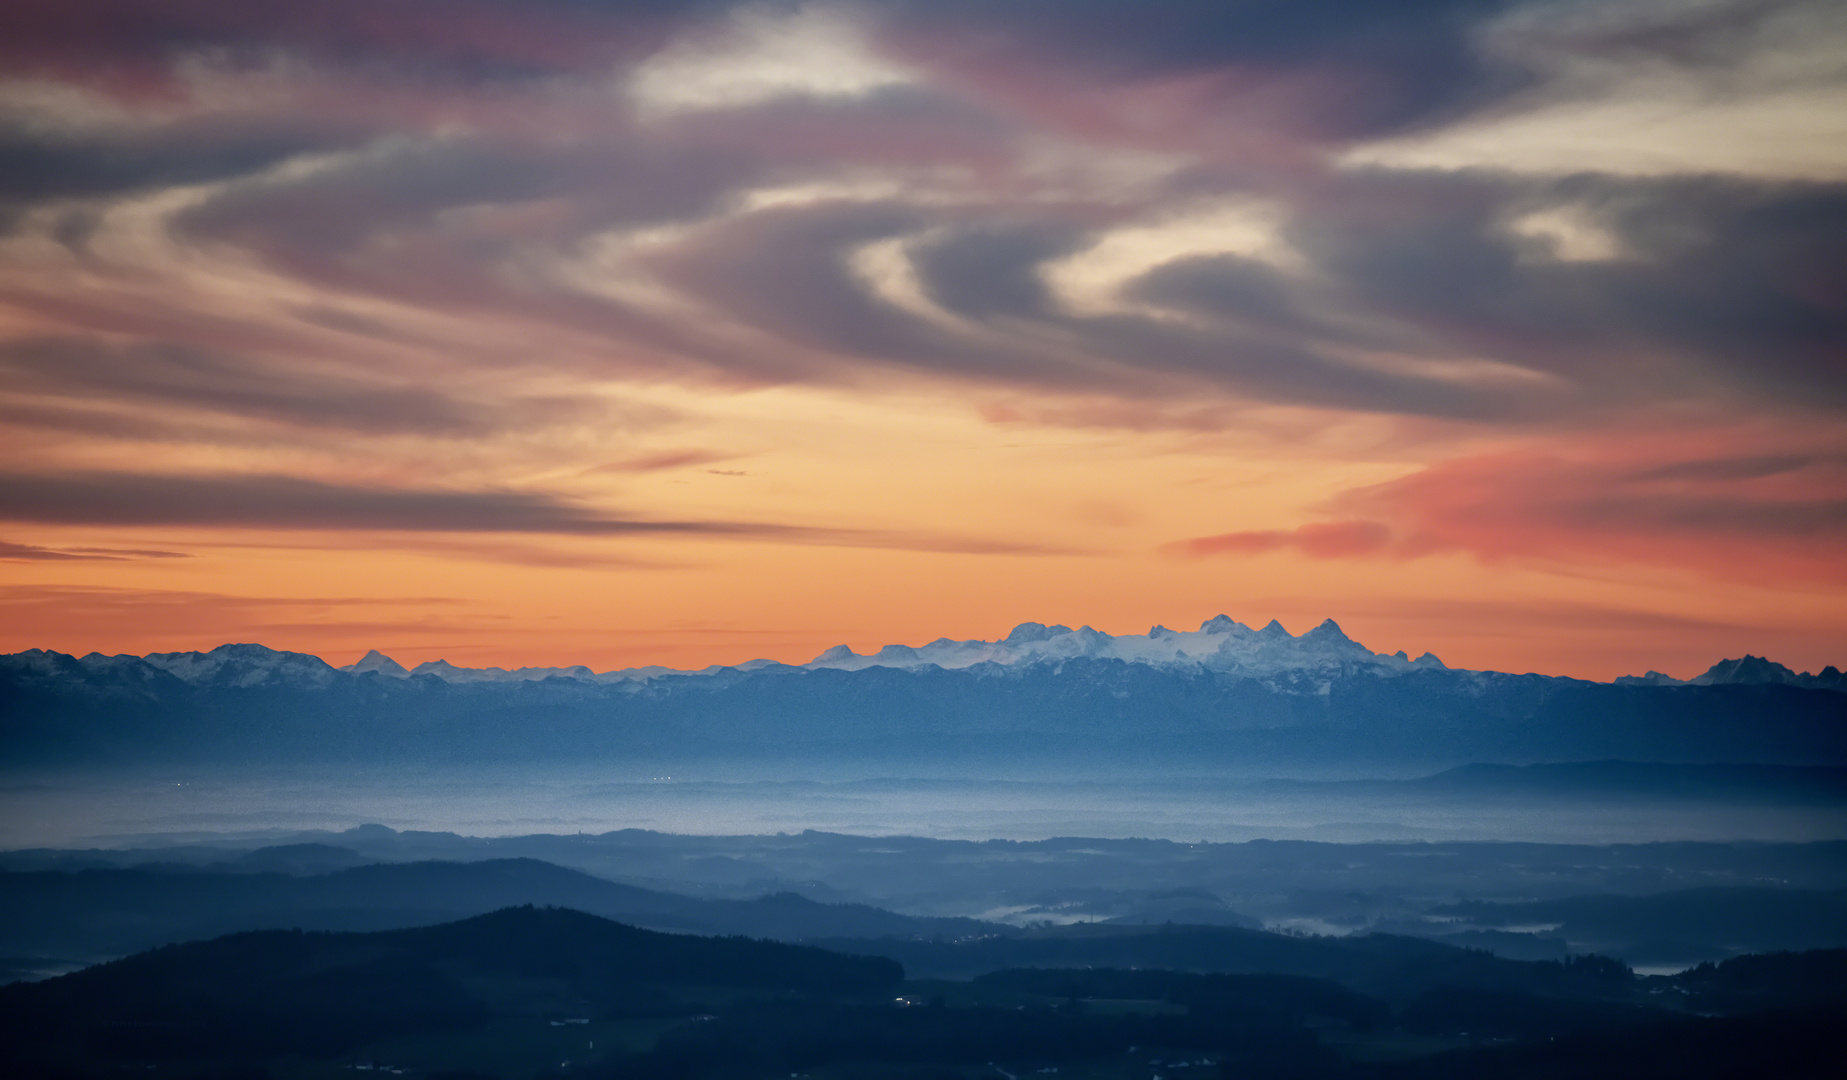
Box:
0 469 1083 556
1175 437 1847 584
0 539 190 561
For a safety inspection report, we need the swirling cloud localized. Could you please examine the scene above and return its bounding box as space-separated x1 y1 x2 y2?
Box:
0 0 1840 672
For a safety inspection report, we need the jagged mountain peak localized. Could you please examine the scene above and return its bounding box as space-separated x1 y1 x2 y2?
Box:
1003 621 1066 644
11 622 1836 692
345 649 409 677
140 643 338 688
1694 655 1799 686
801 615 1434 678
1616 655 1845 691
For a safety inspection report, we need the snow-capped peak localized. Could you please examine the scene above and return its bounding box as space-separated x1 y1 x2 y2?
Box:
344 649 409 677
140 643 338 688
802 615 1431 677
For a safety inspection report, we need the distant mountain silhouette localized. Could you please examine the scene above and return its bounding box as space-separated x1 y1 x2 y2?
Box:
1611 654 1847 690
0 856 995 962
814 921 1630 1001
5 902 1844 1080
0 906 902 1060
5 640 1843 768
1430 888 1847 965
1691 655 1847 689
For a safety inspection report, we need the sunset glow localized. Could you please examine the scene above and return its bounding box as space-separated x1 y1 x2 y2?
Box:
2 0 1843 679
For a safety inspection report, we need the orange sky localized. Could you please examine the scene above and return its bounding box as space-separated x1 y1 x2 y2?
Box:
2 0 1844 681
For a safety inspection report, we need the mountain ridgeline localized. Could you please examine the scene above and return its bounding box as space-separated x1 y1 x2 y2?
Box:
0 906 902 1063
0 855 995 962
4 618 1844 768
5 904 1844 1080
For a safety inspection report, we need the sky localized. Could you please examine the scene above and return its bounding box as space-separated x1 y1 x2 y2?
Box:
0 0 1843 680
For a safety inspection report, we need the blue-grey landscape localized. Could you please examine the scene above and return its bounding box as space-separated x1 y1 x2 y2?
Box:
5 618 1846 1077
5 0 1847 1076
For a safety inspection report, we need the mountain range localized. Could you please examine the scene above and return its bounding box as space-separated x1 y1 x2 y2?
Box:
3 617 1842 769
326 618 1841 690
0 854 994 964
13 616 1844 690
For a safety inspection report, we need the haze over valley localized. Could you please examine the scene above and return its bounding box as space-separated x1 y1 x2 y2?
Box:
6 614 1844 999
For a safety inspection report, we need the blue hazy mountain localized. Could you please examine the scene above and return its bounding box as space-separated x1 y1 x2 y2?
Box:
0 855 995 962
3 617 1843 768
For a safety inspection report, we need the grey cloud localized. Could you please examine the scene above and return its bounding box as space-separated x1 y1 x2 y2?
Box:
659 200 1032 378
1630 454 1847 483
1598 179 1847 406
0 337 496 436
640 162 1847 422
0 120 347 215
0 0 709 89
1073 309 1527 420
4 1 1838 434
167 134 762 367
872 0 1530 138
0 540 190 561
0 470 1082 555
0 470 741 535
910 223 1090 319
652 194 1547 417
175 133 755 272
0 400 186 441
3 0 1521 143
1289 171 1847 410
1119 252 1396 354
1127 254 1303 326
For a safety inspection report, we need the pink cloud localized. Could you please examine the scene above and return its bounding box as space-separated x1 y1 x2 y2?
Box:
1176 519 1392 559
1175 431 1847 585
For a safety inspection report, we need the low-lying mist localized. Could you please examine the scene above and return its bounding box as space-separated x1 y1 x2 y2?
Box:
4 761 1845 849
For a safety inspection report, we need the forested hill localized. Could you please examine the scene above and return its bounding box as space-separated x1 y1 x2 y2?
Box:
0 855 995 961
7 904 1844 1080
0 906 903 1060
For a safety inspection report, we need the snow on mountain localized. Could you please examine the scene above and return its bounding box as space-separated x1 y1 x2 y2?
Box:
400 659 604 683
802 616 1440 679
55 621 1840 691
135 643 340 688
334 653 670 684
311 617 1433 686
344 649 409 677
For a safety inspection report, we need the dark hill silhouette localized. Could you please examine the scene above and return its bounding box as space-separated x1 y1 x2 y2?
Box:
233 842 374 874
1431 888 1847 963
1673 948 1847 1013
815 921 1635 1004
5 902 1843 1080
0 856 995 962
0 906 903 1061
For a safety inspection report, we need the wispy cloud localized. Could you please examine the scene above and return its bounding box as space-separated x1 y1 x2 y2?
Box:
1174 434 1847 585
0 539 190 561
0 0 1841 671
0 469 1085 556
